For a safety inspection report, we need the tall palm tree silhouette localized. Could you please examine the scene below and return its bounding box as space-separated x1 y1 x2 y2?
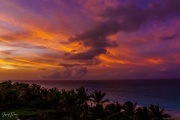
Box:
135 106 150 120
90 90 108 106
149 104 169 120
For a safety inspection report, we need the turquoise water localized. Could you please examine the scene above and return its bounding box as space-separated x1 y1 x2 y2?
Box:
13 80 180 116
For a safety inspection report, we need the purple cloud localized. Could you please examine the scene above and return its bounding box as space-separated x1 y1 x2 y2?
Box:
69 0 180 60
44 64 87 79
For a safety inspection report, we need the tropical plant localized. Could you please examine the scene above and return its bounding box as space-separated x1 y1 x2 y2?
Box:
134 106 150 120
76 87 91 119
47 87 61 109
90 90 109 119
123 101 137 116
60 90 79 120
105 101 122 116
149 104 170 120
0 81 173 120
90 90 109 106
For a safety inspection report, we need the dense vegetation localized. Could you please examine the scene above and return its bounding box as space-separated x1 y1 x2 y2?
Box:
0 81 172 120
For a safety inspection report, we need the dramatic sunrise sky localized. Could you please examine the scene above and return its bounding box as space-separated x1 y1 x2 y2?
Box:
0 0 179 80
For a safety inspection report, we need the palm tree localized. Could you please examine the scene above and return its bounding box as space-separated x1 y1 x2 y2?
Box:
105 101 122 116
76 87 90 106
15 82 30 107
90 90 109 106
47 87 61 109
39 87 49 108
60 90 78 120
0 81 19 108
123 101 137 116
90 90 108 119
24 83 42 108
149 104 170 120
135 106 150 120
106 112 122 120
76 87 91 119
120 101 137 120
3 88 18 107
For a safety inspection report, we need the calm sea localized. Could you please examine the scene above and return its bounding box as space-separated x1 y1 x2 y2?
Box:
12 80 180 116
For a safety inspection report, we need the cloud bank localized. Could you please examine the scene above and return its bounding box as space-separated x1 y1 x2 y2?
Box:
69 0 180 59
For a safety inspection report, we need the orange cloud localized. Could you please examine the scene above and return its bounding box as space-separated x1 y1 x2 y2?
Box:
0 0 179 80
147 58 163 64
99 54 130 65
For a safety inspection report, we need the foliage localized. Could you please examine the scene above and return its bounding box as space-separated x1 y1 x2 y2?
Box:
0 81 173 120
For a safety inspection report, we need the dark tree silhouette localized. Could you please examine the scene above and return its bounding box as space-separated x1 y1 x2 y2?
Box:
0 81 173 120
90 90 109 105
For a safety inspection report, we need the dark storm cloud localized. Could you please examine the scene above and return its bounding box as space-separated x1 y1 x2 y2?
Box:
100 5 149 31
101 0 180 22
74 67 87 77
70 47 107 60
160 34 177 41
71 20 120 41
69 20 119 59
45 64 87 79
84 58 101 66
69 0 180 60
60 58 101 67
153 0 180 20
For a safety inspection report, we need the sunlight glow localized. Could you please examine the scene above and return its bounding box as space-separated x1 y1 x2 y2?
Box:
0 65 17 69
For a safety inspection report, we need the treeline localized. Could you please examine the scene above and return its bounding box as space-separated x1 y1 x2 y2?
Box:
0 81 172 120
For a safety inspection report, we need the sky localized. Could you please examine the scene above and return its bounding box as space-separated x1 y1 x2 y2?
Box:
0 0 179 80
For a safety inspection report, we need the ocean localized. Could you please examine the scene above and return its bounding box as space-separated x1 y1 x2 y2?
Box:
13 79 180 117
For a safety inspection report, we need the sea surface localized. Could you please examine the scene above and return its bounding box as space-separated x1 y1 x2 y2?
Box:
12 80 180 117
